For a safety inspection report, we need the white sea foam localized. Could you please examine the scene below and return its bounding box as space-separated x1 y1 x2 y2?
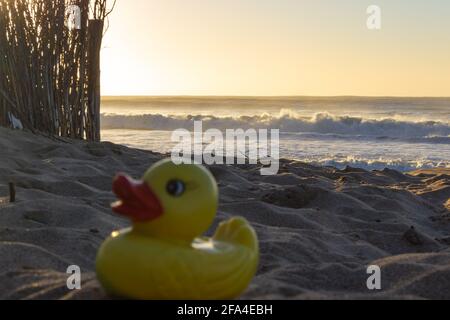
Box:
305 157 449 172
101 112 450 142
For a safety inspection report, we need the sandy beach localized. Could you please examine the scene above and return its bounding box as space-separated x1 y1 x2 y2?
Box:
0 126 449 300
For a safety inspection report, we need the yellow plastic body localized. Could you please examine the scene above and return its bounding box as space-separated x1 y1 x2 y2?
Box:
96 217 258 299
96 160 259 300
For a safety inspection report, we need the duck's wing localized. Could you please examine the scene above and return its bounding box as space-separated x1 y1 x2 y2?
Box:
213 216 259 252
182 216 259 299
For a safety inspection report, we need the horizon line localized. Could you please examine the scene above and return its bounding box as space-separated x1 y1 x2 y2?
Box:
101 94 450 99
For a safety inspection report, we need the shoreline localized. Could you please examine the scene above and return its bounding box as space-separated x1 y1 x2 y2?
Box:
100 128 450 174
0 127 449 299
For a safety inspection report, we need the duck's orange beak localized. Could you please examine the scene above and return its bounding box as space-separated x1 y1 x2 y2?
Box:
112 173 163 222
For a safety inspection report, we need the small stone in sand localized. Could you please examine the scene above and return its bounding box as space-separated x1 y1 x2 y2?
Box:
403 226 424 246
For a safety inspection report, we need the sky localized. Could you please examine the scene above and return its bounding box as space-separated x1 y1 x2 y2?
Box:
100 0 450 97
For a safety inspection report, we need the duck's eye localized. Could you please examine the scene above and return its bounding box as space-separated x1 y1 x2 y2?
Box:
166 180 185 197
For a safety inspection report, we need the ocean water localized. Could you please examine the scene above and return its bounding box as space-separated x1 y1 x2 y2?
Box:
101 97 450 172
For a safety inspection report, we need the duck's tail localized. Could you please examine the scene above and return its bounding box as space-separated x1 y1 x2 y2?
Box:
213 217 258 251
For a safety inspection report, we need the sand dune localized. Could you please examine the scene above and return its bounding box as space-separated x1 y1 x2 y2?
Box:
0 127 449 299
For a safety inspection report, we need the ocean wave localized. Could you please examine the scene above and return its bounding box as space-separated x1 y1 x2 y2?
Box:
281 132 450 144
101 112 450 141
304 157 450 172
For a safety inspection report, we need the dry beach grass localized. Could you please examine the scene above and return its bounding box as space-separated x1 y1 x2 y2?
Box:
0 127 449 299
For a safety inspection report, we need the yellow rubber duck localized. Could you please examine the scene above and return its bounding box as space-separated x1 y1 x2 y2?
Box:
96 159 259 300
